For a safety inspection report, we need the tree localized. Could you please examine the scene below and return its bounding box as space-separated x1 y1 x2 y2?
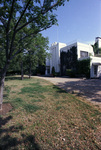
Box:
92 42 101 55
60 46 77 76
5 33 49 78
0 0 69 110
77 58 91 78
51 66 55 77
24 33 49 78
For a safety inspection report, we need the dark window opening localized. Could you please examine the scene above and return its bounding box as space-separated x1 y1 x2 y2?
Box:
94 66 98 75
80 51 88 58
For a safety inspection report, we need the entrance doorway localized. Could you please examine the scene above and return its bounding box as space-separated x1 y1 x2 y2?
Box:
94 65 98 76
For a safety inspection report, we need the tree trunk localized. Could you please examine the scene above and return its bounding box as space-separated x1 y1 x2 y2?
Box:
0 77 5 110
29 51 31 79
29 66 31 79
0 64 8 110
21 60 23 80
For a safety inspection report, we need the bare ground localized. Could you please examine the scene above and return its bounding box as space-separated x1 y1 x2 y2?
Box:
0 103 12 115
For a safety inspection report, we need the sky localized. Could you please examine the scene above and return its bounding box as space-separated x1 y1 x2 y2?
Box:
41 0 101 46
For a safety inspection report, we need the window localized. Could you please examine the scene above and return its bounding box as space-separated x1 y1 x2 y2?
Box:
80 51 88 58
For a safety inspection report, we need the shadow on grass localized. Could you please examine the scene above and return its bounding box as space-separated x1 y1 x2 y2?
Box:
54 79 101 104
5 76 29 81
91 98 101 103
0 116 12 128
53 85 67 94
0 116 41 150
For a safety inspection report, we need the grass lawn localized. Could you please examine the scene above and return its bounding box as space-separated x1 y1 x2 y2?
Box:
0 75 101 150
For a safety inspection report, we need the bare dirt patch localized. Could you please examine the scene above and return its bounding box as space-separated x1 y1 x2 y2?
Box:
0 103 12 115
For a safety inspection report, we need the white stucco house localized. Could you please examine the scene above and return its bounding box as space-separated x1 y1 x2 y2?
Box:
45 42 67 75
45 37 101 78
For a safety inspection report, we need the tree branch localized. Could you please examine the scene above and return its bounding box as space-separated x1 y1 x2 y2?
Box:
10 48 22 61
14 0 32 30
10 41 30 61
16 0 63 33
0 17 7 28
6 0 16 61
18 25 52 43
9 0 32 60
41 0 62 14
7 0 16 32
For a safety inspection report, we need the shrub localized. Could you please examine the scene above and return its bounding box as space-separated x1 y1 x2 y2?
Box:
77 58 90 78
55 72 60 77
51 66 56 77
66 69 76 77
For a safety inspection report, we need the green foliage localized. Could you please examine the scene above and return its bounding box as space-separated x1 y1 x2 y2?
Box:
24 33 49 76
51 66 56 77
92 42 101 55
0 0 69 110
0 0 68 78
61 46 77 75
7 54 22 75
55 72 60 77
5 33 49 76
0 0 67 62
66 69 76 77
77 58 91 78
60 46 91 78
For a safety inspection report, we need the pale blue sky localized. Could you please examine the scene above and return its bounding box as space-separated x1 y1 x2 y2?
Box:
41 0 101 46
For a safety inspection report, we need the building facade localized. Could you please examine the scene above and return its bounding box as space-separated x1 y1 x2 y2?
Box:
45 37 101 78
45 42 66 75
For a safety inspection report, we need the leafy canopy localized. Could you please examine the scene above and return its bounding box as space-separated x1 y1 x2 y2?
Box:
0 0 68 61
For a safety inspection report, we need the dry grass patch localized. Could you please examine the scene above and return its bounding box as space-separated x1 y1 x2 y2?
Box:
0 75 101 150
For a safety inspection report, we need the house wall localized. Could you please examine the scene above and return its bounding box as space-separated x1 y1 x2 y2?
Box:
61 42 94 60
90 56 101 78
45 39 101 78
50 42 67 73
45 57 50 75
77 43 94 59
61 43 77 53
46 57 50 66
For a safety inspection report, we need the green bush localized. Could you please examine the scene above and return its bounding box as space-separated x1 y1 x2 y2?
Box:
77 58 90 78
66 69 76 78
51 66 56 77
55 72 60 77
60 46 77 76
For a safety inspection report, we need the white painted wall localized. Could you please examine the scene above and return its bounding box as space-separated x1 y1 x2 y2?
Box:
50 42 67 73
45 57 50 75
61 42 94 59
45 39 101 78
61 42 77 53
77 42 94 59
46 57 50 66
90 56 101 78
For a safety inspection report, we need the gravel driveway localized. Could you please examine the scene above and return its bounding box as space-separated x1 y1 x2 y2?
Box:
36 76 101 108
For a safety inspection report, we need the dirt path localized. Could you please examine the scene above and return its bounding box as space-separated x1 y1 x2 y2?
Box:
36 76 101 108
